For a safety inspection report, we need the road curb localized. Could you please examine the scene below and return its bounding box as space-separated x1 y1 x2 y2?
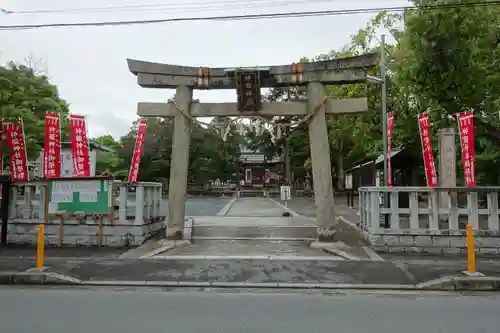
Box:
1 271 499 291
0 271 82 285
139 240 191 259
217 197 237 216
416 275 500 291
80 280 417 290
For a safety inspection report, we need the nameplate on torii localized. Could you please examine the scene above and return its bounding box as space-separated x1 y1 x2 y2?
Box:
235 71 262 112
137 98 368 118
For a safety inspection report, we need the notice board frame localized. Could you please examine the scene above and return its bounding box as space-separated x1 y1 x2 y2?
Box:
44 176 114 220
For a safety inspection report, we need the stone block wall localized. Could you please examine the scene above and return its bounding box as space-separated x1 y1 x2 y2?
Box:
6 216 166 247
367 230 500 255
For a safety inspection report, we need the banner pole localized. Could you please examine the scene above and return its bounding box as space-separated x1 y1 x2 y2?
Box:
18 118 29 182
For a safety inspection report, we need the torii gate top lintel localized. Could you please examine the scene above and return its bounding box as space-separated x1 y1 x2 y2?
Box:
127 53 377 90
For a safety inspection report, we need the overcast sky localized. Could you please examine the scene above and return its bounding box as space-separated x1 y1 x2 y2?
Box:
0 0 408 139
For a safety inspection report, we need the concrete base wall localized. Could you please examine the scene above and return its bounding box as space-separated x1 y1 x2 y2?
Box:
367 231 500 255
5 217 166 247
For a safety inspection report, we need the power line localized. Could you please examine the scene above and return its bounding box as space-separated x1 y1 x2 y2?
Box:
1 0 499 30
1 0 341 15
58 0 341 16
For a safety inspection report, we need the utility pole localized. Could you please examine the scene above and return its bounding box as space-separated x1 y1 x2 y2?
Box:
380 34 389 228
366 35 389 226
381 34 388 189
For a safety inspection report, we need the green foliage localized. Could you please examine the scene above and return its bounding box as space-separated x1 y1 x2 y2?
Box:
94 117 244 183
94 135 125 176
395 0 500 184
0 62 69 158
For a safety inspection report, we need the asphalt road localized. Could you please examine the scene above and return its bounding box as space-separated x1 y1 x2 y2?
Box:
1 287 498 333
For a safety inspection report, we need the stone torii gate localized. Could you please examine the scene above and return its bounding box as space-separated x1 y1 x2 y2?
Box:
127 54 377 241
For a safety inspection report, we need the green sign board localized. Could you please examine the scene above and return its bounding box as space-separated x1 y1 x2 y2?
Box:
47 177 113 215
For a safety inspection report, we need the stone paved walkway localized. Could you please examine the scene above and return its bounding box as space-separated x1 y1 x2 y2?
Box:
277 197 359 222
157 197 327 257
226 197 285 217
157 240 336 258
173 197 232 216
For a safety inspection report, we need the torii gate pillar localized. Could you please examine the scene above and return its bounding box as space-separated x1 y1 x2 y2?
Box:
167 85 193 239
308 82 336 240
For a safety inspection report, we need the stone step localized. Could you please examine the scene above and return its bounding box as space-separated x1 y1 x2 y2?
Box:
151 239 337 258
191 225 317 240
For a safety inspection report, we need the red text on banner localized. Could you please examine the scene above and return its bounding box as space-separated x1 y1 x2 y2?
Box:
457 111 476 187
418 113 438 187
2 121 29 182
44 113 62 178
69 114 91 177
128 119 147 182
387 112 395 187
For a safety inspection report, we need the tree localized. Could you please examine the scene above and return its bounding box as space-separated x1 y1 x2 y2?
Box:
260 86 311 182
94 135 124 176
115 118 173 182
396 0 500 184
0 62 69 158
203 118 244 182
114 116 244 184
23 53 49 76
251 13 399 189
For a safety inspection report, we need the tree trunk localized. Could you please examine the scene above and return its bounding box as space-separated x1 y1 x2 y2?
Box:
335 139 345 191
335 153 345 191
411 167 419 186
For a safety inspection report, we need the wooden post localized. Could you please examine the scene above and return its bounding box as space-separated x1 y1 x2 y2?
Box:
98 215 103 247
167 85 193 239
58 215 63 247
307 82 337 241
466 223 476 273
36 224 44 269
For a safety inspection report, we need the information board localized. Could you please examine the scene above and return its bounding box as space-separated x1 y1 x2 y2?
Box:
280 185 291 201
46 177 113 215
345 173 353 190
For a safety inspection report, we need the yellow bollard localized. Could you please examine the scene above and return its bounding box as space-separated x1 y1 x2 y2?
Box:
466 223 476 273
36 224 45 270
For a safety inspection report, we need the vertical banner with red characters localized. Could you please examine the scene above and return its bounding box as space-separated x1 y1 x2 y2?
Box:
44 113 61 178
69 114 90 177
457 111 476 187
418 113 438 187
386 112 395 187
128 119 147 182
2 121 29 182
